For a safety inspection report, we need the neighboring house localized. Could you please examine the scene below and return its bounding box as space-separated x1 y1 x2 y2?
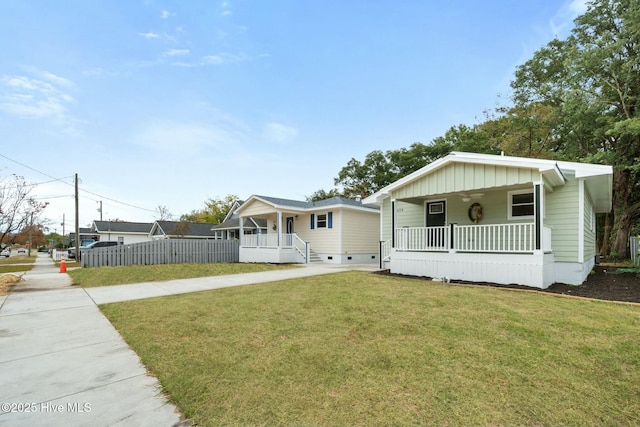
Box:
150 221 219 239
211 200 268 240
69 227 99 247
363 151 613 288
236 195 380 264
92 221 154 245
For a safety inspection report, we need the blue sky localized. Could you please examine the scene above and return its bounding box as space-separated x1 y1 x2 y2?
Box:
0 0 586 232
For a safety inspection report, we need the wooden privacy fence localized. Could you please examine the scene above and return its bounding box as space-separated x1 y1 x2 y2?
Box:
80 239 239 268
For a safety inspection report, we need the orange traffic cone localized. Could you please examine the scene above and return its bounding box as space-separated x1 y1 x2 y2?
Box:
59 256 67 273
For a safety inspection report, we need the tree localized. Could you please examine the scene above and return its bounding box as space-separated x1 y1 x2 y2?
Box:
155 205 173 221
333 125 501 198
0 175 47 247
306 188 343 202
180 194 240 224
510 0 640 257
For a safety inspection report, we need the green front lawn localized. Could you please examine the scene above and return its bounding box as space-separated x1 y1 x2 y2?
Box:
101 271 640 426
0 254 36 274
69 262 297 287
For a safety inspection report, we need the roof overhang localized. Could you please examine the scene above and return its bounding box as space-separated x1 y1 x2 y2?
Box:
363 152 585 205
236 195 379 216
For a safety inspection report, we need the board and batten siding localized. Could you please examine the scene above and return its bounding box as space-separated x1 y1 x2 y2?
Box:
392 163 540 200
546 177 579 262
341 209 380 253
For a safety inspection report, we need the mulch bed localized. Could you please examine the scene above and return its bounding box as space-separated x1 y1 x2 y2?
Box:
375 264 640 304
545 265 640 303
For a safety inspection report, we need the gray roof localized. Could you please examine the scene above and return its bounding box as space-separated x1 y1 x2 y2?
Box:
211 218 267 231
154 221 219 237
93 221 153 234
253 195 379 211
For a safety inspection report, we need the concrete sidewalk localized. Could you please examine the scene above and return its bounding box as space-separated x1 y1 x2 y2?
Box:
0 254 377 426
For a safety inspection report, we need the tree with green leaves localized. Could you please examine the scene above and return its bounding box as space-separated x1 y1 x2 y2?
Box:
511 0 640 256
306 188 343 202
180 194 240 224
332 125 499 198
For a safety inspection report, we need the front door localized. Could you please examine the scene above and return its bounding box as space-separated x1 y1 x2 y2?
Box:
425 201 446 248
286 217 294 234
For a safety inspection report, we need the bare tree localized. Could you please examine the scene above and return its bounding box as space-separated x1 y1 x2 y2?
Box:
155 205 173 221
0 175 47 247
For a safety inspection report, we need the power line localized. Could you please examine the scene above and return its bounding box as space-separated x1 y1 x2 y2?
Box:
0 153 73 186
0 153 158 214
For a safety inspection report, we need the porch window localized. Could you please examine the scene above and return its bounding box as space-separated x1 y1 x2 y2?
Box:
508 190 534 219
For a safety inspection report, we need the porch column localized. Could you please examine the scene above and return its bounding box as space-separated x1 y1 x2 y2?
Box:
534 181 544 253
239 216 244 245
391 200 396 248
277 210 282 249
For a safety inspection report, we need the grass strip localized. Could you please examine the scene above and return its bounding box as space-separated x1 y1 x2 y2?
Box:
69 262 297 287
101 271 640 426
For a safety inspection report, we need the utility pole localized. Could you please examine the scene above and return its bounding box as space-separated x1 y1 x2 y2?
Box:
28 212 33 257
75 173 79 254
97 201 103 221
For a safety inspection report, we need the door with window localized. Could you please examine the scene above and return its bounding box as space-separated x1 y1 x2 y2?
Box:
425 200 446 248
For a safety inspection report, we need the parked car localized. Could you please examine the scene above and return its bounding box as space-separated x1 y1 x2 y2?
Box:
17 248 26 254
71 241 120 260
1 247 10 258
85 241 120 249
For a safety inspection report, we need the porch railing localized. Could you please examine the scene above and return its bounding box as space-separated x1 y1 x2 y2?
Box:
292 234 308 262
395 223 544 253
241 233 296 249
396 226 449 251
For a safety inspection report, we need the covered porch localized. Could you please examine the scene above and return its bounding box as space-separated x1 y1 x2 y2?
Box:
381 179 556 288
237 203 311 264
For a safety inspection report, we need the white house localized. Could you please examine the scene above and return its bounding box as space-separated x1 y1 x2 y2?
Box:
210 200 268 240
92 221 154 245
363 151 613 288
236 195 380 264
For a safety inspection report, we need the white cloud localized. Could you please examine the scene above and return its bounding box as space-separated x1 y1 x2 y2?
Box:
139 32 160 39
160 10 173 19
263 122 298 144
221 1 232 16
202 52 248 65
131 121 240 155
0 73 75 120
164 48 190 57
548 0 588 38
567 0 589 16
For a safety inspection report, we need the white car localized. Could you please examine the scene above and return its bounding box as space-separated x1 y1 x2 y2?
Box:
1 248 10 258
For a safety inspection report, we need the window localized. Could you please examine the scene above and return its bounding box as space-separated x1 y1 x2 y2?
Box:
508 190 534 219
317 214 327 228
429 202 444 215
311 212 333 229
